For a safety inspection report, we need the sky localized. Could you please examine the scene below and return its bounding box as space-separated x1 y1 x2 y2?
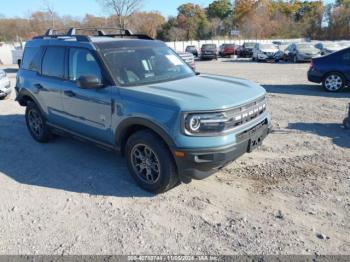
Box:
0 0 335 19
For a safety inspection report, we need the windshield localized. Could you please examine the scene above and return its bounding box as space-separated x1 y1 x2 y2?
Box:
296 43 314 49
101 44 195 87
245 43 256 48
260 44 277 50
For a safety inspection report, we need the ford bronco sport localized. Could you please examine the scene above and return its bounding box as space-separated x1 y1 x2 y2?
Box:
16 28 272 193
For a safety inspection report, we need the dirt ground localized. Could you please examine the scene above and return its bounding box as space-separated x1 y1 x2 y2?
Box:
0 60 349 255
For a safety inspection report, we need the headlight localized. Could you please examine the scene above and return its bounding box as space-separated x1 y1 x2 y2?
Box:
0 71 6 79
185 112 228 134
183 97 267 136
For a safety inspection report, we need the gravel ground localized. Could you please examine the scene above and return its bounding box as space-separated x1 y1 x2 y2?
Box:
0 59 349 255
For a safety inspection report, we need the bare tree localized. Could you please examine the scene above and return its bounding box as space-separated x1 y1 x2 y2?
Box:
97 0 143 29
43 0 55 28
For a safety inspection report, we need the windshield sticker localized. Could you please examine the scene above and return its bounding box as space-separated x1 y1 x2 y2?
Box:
165 55 183 66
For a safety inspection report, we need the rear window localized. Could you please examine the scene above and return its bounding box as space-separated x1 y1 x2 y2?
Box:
42 47 65 78
22 47 41 71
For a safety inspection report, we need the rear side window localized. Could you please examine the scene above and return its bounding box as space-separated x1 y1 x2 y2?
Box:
42 47 65 78
22 47 41 71
68 48 102 81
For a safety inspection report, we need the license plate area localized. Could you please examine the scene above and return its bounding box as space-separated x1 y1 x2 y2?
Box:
248 132 265 153
236 120 268 152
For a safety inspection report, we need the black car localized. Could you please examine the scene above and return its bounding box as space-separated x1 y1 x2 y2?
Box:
185 45 198 57
308 47 350 92
200 44 218 60
238 42 257 58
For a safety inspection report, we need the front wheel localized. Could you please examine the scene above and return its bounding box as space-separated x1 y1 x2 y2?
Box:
322 73 345 92
293 55 298 63
125 130 179 194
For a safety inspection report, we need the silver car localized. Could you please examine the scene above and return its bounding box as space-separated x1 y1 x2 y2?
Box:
286 43 321 63
0 69 11 99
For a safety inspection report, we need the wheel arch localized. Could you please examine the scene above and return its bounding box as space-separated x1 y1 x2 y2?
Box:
17 89 46 117
322 71 346 82
115 118 176 156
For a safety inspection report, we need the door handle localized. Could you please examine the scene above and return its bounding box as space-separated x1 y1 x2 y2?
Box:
64 90 76 97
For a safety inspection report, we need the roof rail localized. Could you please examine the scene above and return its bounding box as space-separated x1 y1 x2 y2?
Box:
32 27 153 42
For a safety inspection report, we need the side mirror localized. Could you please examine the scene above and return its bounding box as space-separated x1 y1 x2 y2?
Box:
17 59 21 68
77 75 103 89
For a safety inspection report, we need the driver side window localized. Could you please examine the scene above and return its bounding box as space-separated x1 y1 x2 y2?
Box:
68 48 102 81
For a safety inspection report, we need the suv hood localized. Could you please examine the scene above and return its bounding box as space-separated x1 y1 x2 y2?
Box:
120 74 266 111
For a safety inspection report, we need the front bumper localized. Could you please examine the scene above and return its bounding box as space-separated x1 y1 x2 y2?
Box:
0 78 11 97
175 119 272 180
258 53 277 61
201 53 217 59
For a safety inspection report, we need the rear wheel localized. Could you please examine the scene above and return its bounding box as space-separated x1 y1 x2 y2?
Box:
125 130 179 194
322 73 345 92
344 118 350 129
25 101 52 143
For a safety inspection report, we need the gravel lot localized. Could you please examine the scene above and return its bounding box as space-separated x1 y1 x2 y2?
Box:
0 59 349 255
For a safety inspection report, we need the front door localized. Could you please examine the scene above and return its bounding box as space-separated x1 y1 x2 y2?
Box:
61 47 114 144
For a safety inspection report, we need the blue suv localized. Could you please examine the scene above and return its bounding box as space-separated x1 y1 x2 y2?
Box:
16 28 272 193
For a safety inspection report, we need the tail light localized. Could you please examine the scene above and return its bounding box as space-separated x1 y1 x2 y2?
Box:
310 60 314 70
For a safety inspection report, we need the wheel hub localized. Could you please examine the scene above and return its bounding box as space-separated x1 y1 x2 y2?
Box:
325 75 342 91
131 144 161 184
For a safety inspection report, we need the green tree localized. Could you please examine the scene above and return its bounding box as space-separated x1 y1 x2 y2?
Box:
177 3 209 40
208 0 232 20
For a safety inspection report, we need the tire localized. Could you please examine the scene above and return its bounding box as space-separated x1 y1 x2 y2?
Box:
344 118 350 129
322 73 345 92
125 130 179 194
25 101 52 143
293 55 298 63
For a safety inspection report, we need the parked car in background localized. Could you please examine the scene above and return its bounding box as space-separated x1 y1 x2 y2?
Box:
276 43 291 61
185 45 199 57
285 43 321 63
219 44 236 57
238 42 257 58
12 48 24 67
252 43 280 62
200 44 218 60
315 42 342 56
308 47 350 92
178 52 196 70
0 69 11 99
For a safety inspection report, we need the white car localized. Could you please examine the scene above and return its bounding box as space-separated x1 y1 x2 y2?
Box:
0 70 11 99
252 43 280 62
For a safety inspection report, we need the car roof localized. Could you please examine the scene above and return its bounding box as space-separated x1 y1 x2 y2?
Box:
25 27 155 50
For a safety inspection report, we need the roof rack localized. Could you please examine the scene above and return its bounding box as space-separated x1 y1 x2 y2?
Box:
32 27 153 42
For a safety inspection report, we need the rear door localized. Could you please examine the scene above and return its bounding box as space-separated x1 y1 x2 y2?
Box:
35 46 67 125
61 47 114 144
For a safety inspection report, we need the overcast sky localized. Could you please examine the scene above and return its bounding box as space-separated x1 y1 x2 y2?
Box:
0 0 335 19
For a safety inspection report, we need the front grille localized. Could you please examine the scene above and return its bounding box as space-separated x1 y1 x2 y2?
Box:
224 97 267 131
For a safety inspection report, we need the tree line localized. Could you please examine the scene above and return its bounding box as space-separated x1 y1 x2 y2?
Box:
0 0 349 43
